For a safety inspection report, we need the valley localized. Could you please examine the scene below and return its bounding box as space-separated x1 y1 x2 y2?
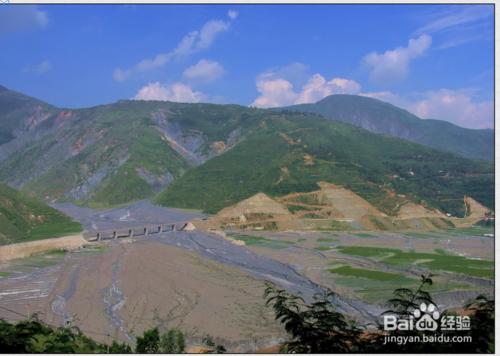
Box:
0 198 493 351
0 85 494 352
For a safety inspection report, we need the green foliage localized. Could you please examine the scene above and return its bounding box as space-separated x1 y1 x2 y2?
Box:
464 295 495 353
0 183 81 244
106 341 132 353
135 327 160 353
0 316 108 353
266 275 494 353
384 274 435 319
0 317 190 354
264 283 363 353
160 328 185 353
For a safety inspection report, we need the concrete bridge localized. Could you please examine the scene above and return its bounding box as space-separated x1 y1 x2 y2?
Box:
82 222 192 242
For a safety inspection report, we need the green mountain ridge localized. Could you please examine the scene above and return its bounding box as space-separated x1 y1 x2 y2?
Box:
155 112 493 217
282 94 493 161
0 87 267 207
0 85 494 216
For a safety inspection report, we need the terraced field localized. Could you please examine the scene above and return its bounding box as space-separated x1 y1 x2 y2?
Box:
237 227 493 306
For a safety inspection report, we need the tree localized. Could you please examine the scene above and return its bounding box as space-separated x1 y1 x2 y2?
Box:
0 315 105 353
135 327 160 353
463 294 495 353
160 328 185 353
106 340 132 353
264 276 494 353
383 274 435 319
264 283 362 353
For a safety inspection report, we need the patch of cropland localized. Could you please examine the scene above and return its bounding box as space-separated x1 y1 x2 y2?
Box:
336 246 494 279
0 183 81 245
282 94 494 161
228 233 295 249
156 112 493 217
228 230 492 307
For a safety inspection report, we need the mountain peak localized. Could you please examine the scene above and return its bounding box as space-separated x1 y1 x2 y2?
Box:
282 94 493 161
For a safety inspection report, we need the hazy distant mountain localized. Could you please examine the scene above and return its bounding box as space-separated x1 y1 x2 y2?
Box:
281 94 493 161
0 86 494 217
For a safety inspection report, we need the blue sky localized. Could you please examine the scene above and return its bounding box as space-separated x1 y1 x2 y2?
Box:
0 4 494 128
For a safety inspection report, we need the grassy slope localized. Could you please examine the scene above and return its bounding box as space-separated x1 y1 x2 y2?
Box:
156 112 493 216
0 183 82 245
90 125 190 205
284 94 494 161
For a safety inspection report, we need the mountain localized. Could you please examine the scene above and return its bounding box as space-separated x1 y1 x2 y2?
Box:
0 86 494 217
281 95 493 161
0 85 58 150
155 111 493 217
0 86 267 207
0 182 81 245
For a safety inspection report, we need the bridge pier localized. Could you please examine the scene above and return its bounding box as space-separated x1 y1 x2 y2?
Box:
89 221 179 242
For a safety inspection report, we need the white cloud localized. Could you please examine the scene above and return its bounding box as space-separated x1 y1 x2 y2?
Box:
113 12 236 82
0 5 48 37
23 60 51 75
415 5 492 36
252 69 361 108
228 10 238 20
252 77 297 108
296 75 361 104
410 89 493 129
195 19 231 51
362 89 493 129
362 35 432 85
133 82 207 103
414 5 492 50
183 59 224 83
361 91 407 107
